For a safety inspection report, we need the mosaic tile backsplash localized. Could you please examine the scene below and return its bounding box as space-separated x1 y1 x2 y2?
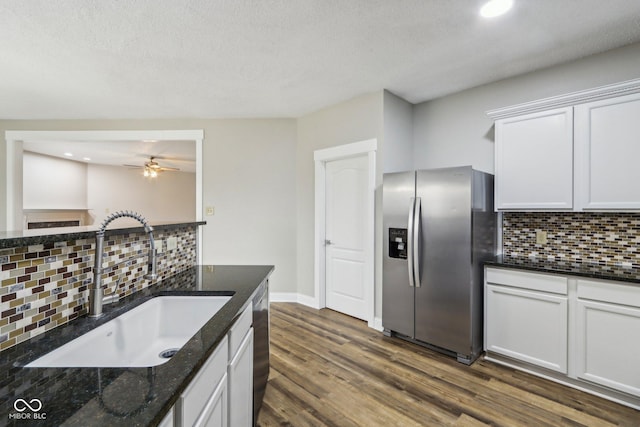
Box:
0 226 197 352
503 212 640 267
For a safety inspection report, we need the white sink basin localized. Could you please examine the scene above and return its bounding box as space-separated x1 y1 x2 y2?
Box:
26 296 232 368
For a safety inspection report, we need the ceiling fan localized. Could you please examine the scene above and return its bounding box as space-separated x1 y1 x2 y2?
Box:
123 156 180 178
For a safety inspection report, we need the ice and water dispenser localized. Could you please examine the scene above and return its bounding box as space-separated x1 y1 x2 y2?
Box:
388 228 407 259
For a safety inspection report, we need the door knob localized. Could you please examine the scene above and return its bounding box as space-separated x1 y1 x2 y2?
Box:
325 239 333 245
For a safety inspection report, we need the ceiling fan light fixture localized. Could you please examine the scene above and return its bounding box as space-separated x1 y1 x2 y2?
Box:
125 156 180 177
143 165 158 178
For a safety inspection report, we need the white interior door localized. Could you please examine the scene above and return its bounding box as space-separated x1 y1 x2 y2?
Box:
325 154 368 320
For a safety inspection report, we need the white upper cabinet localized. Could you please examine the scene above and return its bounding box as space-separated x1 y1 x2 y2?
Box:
495 107 574 210
574 92 640 210
488 78 640 211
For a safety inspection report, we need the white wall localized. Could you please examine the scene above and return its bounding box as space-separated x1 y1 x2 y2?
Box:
86 164 195 226
383 90 413 173
23 151 88 209
200 119 297 294
413 42 640 174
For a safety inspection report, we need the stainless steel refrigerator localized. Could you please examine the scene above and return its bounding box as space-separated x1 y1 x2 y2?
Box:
382 166 496 364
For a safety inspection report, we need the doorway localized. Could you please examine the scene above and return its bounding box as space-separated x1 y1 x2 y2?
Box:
314 139 376 327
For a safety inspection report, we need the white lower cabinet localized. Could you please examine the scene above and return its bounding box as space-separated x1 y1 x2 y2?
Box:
173 304 255 427
159 407 175 427
196 373 228 427
486 284 568 373
228 328 254 427
485 267 640 409
575 280 640 397
176 335 229 427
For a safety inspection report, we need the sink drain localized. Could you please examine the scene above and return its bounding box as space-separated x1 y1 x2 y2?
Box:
159 348 180 359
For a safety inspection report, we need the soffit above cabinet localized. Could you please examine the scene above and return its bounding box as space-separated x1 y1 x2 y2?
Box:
486 78 640 120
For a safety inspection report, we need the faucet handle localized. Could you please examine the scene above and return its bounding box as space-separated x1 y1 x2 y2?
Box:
102 292 120 305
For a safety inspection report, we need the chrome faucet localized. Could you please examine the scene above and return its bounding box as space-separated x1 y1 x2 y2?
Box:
89 210 158 318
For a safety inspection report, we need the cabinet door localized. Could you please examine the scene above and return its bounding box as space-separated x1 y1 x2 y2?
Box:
177 336 228 426
486 284 568 373
575 92 640 210
575 299 640 396
228 328 254 427
159 407 174 427
195 373 228 427
495 107 573 210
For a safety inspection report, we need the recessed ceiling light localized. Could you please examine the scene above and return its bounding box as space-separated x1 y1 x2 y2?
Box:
64 152 73 157
480 0 513 18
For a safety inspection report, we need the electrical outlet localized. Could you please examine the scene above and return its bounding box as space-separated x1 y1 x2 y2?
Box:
156 239 164 254
205 206 215 216
167 236 178 251
536 230 548 245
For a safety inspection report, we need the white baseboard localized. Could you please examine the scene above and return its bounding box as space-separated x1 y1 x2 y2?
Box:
296 293 318 308
270 292 318 308
371 316 384 332
269 292 298 302
270 292 381 332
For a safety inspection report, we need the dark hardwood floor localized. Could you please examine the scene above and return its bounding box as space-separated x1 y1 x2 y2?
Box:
257 303 640 427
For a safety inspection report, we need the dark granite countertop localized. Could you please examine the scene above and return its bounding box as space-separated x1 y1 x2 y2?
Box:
485 255 640 285
0 221 206 249
0 264 274 426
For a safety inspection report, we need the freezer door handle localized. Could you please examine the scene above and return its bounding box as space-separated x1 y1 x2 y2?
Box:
413 197 422 287
407 197 416 288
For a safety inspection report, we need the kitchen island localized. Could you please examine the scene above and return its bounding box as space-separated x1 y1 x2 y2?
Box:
0 264 273 426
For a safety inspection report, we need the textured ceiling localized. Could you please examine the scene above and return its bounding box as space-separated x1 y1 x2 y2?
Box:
1 0 640 119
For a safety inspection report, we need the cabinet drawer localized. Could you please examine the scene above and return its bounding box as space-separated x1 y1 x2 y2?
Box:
178 335 228 427
228 304 252 360
486 268 567 295
577 279 640 308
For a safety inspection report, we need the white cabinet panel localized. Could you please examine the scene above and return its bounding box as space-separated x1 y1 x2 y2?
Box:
575 92 640 210
486 284 568 373
159 407 174 427
228 328 254 427
486 268 567 294
495 107 574 210
228 305 252 360
195 373 228 427
177 336 228 427
575 299 640 396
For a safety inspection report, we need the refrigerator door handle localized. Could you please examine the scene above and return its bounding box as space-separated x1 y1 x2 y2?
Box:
411 197 422 288
407 197 416 288
413 197 422 287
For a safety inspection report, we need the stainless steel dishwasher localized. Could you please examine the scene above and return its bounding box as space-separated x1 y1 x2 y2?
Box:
252 279 269 425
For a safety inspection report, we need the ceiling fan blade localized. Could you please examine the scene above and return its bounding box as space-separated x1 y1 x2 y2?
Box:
123 164 143 168
159 166 180 171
